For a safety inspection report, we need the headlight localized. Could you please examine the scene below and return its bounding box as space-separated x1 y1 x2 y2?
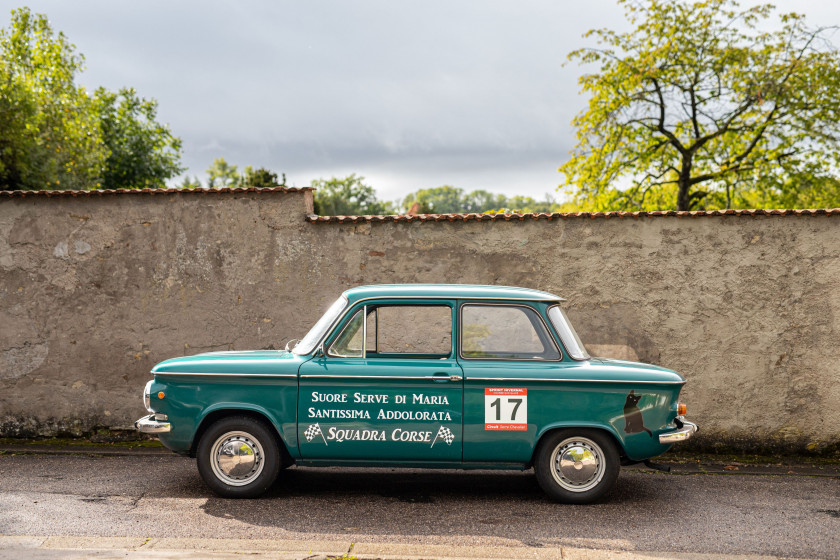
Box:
143 380 153 412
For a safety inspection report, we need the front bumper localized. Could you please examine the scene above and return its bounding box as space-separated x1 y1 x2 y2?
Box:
135 414 171 434
658 419 698 444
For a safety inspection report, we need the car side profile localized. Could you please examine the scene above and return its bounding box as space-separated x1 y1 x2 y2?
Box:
136 284 697 503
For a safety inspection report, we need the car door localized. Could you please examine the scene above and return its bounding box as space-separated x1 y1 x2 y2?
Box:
457 301 564 463
298 300 463 462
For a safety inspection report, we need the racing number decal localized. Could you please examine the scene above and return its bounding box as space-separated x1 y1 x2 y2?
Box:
484 388 527 431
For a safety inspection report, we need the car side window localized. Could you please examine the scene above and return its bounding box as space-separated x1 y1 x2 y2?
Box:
329 304 452 359
461 304 560 360
329 307 365 358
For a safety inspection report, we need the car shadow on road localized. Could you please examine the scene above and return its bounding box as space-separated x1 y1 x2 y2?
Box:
195 467 664 540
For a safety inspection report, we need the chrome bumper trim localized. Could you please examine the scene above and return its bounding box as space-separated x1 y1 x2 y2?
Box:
659 420 698 444
135 414 171 434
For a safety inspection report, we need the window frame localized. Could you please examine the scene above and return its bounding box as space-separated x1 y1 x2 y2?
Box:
325 300 455 360
457 302 563 362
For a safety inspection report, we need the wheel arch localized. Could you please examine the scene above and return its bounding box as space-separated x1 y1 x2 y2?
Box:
190 404 294 466
531 422 626 466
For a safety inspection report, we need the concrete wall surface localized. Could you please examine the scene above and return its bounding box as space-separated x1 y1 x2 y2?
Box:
1 189 838 455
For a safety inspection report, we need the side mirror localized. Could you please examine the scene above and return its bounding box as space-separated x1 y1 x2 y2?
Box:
314 344 325 358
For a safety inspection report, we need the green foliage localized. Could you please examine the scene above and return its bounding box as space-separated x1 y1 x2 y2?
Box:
312 174 394 215
752 174 840 209
402 186 466 213
561 0 840 211
179 175 201 189
96 87 183 189
0 8 183 190
243 167 286 189
0 7 106 190
203 159 286 189
401 186 568 213
205 157 240 188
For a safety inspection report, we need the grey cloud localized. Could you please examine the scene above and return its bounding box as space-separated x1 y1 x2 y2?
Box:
12 0 840 196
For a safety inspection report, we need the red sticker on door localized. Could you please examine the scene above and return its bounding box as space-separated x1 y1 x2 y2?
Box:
484 388 528 431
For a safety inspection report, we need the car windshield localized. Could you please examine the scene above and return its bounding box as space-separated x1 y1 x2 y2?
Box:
547 306 590 360
293 295 348 355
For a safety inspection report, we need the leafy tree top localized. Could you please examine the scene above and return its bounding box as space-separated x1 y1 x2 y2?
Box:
312 174 394 215
0 8 183 190
560 0 840 211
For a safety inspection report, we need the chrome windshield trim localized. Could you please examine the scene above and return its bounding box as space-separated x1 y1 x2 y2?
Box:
294 295 349 356
547 305 590 361
152 371 297 378
465 377 686 385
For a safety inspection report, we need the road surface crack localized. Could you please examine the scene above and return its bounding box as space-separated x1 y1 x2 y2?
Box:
129 491 145 509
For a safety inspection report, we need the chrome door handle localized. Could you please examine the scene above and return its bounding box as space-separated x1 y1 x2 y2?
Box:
426 374 463 382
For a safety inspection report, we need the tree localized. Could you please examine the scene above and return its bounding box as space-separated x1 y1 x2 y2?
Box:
206 157 240 188
198 159 286 189
400 186 569 213
0 8 184 190
560 0 840 211
401 186 467 213
0 8 106 190
96 87 183 189
242 167 286 188
311 174 393 215
179 175 201 189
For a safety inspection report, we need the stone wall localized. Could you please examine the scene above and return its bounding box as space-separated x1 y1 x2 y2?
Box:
2 189 838 454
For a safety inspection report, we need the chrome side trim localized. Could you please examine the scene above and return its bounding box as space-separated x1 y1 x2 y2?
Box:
135 414 171 434
152 371 297 378
465 377 686 385
659 420 698 443
301 374 441 380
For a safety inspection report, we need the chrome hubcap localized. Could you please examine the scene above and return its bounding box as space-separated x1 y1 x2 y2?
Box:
210 431 265 486
550 437 605 492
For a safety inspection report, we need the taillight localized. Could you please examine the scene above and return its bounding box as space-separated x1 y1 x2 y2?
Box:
677 403 687 416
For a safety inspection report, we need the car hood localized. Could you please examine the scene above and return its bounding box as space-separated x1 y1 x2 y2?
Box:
589 357 685 383
151 350 306 375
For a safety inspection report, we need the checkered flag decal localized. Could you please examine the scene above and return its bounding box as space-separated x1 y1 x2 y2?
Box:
304 423 327 445
431 425 455 448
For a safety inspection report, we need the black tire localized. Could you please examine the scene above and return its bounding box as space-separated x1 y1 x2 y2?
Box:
196 416 281 498
534 429 620 504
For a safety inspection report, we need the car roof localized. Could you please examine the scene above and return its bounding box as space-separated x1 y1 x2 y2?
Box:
342 284 564 303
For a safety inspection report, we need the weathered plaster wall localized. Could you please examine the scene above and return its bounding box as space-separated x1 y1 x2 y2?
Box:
2 190 838 454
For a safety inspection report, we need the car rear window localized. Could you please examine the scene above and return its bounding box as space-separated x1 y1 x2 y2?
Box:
460 304 560 360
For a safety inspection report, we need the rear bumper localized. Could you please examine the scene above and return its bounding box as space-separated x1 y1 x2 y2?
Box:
135 414 171 434
659 419 698 444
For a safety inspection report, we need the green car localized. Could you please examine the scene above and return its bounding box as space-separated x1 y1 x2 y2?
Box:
136 284 697 503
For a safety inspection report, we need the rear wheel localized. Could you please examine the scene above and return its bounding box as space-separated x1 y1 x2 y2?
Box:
534 429 619 504
196 416 280 498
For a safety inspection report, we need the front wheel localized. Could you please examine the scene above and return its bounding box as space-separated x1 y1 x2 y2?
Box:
534 429 620 504
196 416 280 498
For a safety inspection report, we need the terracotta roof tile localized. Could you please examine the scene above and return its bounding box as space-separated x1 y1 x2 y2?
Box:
306 208 840 223
0 186 312 198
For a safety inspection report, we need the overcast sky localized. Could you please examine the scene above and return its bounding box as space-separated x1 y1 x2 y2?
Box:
8 1 840 202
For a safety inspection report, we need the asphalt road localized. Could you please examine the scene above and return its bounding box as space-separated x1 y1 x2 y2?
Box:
1 453 838 559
